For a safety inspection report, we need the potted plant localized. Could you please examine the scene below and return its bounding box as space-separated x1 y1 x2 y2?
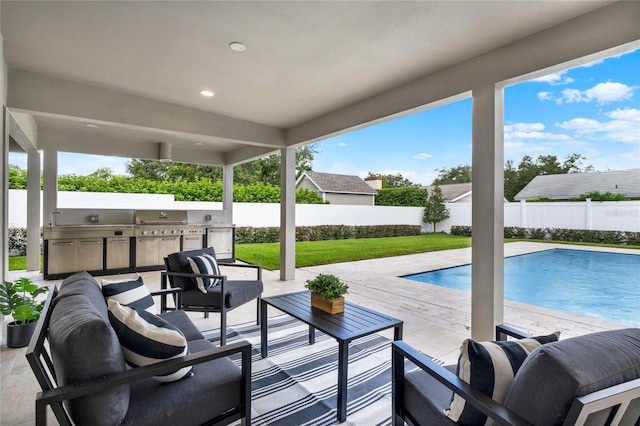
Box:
305 274 349 314
0 277 49 348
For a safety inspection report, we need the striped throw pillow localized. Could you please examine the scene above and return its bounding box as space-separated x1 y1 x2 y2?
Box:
187 254 221 293
445 332 560 425
101 274 155 314
107 299 193 383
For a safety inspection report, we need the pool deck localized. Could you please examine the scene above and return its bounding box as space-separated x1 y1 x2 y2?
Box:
2 242 638 425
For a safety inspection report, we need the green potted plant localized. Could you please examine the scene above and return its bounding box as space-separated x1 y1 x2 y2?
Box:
305 274 349 314
0 277 49 348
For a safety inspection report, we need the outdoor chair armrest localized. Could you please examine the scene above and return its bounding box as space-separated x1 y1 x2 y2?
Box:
392 341 534 426
34 340 252 425
161 271 229 311
218 262 262 280
151 287 182 313
496 324 532 341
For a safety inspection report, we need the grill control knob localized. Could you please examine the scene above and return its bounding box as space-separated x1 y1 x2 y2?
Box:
141 230 147 235
171 229 176 234
161 230 166 234
151 230 157 235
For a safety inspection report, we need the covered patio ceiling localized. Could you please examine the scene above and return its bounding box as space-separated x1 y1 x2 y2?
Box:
0 0 622 165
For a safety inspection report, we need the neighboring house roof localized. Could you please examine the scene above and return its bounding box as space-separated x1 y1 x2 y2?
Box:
514 169 640 200
297 171 377 195
423 183 472 203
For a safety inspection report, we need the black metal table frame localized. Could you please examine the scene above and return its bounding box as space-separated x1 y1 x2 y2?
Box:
260 291 403 423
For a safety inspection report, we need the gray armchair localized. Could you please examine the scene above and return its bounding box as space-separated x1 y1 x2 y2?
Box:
162 247 263 345
392 325 640 425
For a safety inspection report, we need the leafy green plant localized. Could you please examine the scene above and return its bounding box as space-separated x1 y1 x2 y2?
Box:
0 278 49 324
304 274 349 302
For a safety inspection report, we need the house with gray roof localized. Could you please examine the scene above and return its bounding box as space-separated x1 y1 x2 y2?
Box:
423 183 473 203
514 169 640 201
296 171 377 205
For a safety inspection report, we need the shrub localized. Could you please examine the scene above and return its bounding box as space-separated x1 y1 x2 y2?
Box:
375 187 428 207
235 224 421 244
8 227 28 256
450 226 472 237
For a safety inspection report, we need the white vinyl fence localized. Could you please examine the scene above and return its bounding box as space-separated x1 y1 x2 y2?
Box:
8 190 640 232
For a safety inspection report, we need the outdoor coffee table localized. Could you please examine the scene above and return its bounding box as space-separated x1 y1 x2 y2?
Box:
260 290 403 422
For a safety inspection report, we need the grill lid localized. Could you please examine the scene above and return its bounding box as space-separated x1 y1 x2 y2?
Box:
135 210 187 225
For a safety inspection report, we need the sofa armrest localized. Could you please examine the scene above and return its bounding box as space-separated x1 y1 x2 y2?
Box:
392 341 533 426
34 340 252 425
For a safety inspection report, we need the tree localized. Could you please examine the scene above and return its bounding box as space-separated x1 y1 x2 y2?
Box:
126 159 222 182
423 184 450 232
234 144 318 185
8 164 28 189
432 165 472 185
366 172 418 188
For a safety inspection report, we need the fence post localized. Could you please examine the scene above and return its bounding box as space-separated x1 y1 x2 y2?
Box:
520 199 526 228
585 198 593 230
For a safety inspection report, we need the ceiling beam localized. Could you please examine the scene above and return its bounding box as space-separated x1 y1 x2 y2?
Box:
7 69 286 148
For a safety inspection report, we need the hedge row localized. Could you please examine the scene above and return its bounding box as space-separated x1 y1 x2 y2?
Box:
450 225 640 245
235 224 422 244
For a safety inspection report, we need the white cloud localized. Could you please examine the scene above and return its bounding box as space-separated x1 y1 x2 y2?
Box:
531 70 574 86
504 122 571 142
556 108 640 143
537 91 554 101
560 82 634 105
412 152 432 160
337 142 347 147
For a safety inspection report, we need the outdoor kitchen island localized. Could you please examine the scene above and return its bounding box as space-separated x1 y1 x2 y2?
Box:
42 209 235 280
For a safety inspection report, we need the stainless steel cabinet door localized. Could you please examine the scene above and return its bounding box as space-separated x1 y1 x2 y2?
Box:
158 236 181 263
207 228 233 259
106 238 130 269
135 238 159 267
77 239 104 271
47 240 77 274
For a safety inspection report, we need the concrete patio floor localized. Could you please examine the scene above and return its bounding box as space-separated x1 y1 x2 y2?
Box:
2 242 636 425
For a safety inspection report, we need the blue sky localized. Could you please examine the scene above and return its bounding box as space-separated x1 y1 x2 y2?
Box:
10 49 640 185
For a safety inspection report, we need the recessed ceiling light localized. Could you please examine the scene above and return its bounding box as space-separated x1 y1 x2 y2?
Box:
229 42 246 52
85 124 98 128
200 90 215 97
195 142 204 146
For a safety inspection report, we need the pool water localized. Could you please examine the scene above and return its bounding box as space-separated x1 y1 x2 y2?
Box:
403 249 640 327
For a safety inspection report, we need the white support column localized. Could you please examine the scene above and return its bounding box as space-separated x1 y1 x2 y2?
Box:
1 107 8 284
222 165 234 224
26 149 41 270
471 85 505 341
42 149 58 227
279 147 296 281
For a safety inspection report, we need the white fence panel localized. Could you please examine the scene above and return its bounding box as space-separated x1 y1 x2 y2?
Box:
7 190 640 232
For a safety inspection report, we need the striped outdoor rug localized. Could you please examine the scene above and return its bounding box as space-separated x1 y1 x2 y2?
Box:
205 315 394 425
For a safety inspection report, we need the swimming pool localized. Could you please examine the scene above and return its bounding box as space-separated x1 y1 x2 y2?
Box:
403 249 640 327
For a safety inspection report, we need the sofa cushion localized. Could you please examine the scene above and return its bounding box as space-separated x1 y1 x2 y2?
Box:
49 293 129 426
56 271 108 319
102 273 155 314
445 332 560 425
159 310 205 341
181 279 264 310
122 339 243 426
405 363 458 426
108 300 193 382
187 254 221 293
166 247 217 292
504 328 640 426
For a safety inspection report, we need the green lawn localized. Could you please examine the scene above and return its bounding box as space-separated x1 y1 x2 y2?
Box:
236 234 472 270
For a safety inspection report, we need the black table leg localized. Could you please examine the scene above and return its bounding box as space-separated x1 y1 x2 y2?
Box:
337 340 349 422
260 300 268 358
308 325 315 344
394 323 403 341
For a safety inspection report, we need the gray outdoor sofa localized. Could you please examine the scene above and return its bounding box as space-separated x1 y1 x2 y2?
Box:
26 271 252 426
392 325 640 426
